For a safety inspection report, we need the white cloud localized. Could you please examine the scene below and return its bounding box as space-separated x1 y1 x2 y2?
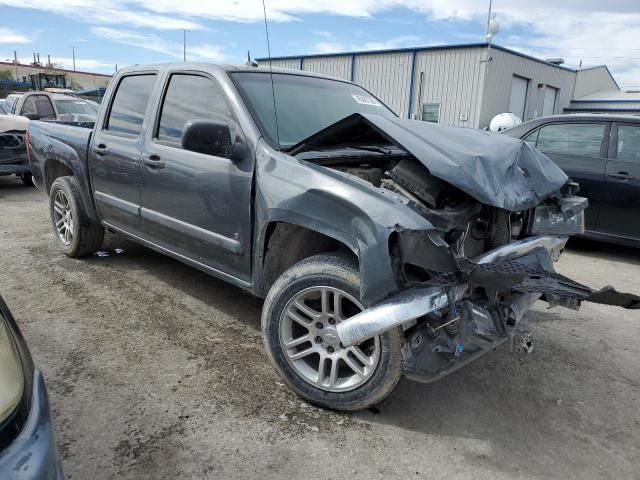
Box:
1 0 638 87
0 0 204 30
0 28 30 44
92 27 226 62
313 34 428 54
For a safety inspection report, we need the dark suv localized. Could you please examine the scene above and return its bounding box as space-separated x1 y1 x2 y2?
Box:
504 114 640 246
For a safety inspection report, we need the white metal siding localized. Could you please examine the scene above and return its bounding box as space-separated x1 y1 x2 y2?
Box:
352 52 413 117
408 47 486 127
480 48 576 127
302 56 351 80
260 58 301 70
574 67 619 98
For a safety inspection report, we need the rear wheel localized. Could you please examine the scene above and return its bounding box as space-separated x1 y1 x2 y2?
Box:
262 253 403 411
49 176 104 257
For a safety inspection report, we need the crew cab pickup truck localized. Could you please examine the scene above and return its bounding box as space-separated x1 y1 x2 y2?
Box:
27 63 639 411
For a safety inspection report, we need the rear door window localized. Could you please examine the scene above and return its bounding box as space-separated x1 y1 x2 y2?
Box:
105 74 157 137
535 123 605 157
615 125 640 163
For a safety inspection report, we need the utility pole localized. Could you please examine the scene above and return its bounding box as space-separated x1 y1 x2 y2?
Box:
13 50 18 81
183 29 187 62
70 46 78 71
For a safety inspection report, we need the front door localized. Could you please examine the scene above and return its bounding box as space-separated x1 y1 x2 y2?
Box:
598 122 640 240
90 73 157 234
139 72 253 283
526 121 609 231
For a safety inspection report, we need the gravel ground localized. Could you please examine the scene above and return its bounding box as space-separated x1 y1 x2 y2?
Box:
1 175 639 480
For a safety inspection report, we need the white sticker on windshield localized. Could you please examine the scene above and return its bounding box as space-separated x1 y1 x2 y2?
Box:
351 94 382 107
74 101 87 104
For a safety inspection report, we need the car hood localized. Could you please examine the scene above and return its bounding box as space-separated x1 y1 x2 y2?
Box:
289 113 569 211
0 114 29 133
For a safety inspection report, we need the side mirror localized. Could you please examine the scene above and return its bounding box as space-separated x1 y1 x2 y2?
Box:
23 113 42 121
182 120 234 158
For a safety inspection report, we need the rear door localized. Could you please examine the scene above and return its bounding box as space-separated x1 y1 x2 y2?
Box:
90 72 158 235
597 122 640 239
139 71 253 283
524 121 609 230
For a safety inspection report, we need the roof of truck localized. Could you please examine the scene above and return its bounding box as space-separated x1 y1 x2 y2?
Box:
115 62 352 83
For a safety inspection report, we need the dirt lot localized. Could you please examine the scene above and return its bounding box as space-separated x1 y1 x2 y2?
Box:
1 175 639 480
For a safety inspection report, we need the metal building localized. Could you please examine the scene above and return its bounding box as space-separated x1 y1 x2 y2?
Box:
258 43 620 129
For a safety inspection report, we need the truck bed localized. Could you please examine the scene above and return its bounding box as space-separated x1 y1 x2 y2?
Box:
27 120 98 221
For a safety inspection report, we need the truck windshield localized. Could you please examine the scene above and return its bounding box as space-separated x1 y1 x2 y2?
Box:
54 99 97 116
231 72 396 149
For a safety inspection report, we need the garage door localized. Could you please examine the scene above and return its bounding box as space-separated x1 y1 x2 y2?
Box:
509 75 529 120
542 86 558 116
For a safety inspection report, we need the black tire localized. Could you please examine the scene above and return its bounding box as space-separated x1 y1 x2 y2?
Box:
49 176 104 257
20 173 34 186
262 253 403 411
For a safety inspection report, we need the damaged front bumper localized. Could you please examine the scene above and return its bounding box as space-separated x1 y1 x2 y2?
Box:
337 234 640 383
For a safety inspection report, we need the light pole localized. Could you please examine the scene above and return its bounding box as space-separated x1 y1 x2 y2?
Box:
13 51 18 81
70 46 78 71
183 29 187 62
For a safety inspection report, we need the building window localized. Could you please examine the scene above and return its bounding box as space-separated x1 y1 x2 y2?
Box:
422 103 440 123
509 75 530 120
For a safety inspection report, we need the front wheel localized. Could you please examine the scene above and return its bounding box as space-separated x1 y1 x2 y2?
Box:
49 176 104 257
262 253 403 411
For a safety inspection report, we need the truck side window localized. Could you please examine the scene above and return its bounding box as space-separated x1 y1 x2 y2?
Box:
156 74 235 156
105 74 157 137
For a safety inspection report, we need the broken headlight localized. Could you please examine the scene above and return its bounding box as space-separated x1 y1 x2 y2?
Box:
528 204 585 235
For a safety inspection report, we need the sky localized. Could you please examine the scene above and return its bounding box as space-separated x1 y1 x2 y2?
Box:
0 0 639 88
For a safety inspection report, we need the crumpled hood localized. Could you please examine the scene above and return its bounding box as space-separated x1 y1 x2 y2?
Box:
290 113 569 211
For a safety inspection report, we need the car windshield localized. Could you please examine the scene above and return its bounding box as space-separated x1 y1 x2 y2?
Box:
0 103 6 115
231 72 396 149
54 99 97 116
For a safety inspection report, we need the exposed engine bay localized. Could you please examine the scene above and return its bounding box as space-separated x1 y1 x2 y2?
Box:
291 113 640 383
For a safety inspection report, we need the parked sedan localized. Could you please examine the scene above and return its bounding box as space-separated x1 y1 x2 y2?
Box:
13 92 96 124
0 295 63 479
0 105 32 186
504 114 640 246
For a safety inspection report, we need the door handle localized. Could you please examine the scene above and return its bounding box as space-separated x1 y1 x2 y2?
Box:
92 144 108 155
608 172 635 181
143 155 165 169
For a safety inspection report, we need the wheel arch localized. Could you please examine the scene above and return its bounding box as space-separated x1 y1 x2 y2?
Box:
256 221 358 298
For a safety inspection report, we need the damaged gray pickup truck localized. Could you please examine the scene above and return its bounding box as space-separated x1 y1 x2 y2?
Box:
27 64 639 410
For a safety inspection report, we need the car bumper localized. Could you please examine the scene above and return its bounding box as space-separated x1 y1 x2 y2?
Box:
0 369 64 480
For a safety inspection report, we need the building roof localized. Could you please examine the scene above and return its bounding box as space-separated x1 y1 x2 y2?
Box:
572 90 640 102
257 42 577 72
0 61 112 78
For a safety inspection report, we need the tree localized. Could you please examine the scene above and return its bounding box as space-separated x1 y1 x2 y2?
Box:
0 69 14 81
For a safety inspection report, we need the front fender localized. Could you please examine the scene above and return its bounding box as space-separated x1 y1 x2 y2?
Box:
253 139 434 306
